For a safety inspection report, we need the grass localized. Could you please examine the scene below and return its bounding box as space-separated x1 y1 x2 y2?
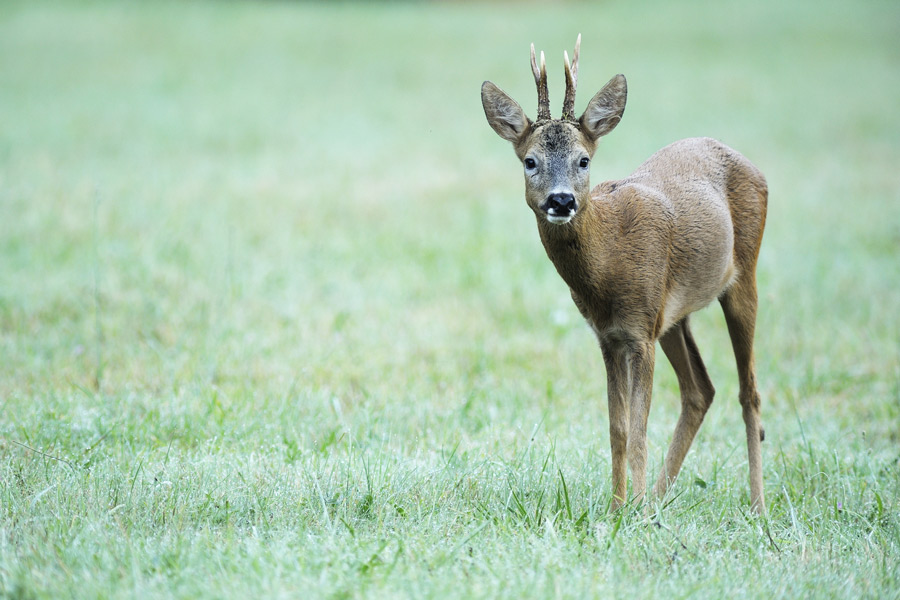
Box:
1 0 899 598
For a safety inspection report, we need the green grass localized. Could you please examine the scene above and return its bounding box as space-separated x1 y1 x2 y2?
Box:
2 0 899 598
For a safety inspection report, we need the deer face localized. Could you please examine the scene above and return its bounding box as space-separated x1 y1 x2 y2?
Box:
518 121 595 225
481 37 627 226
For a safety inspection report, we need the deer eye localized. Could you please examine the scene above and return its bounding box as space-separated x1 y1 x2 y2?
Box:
579 157 590 168
524 158 537 170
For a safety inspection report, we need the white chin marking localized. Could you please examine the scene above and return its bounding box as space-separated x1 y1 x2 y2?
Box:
546 214 573 225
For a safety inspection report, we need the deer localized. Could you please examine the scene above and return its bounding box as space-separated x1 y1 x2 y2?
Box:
481 35 768 514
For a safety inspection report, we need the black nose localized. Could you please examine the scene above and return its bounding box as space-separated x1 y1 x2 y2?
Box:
544 193 577 213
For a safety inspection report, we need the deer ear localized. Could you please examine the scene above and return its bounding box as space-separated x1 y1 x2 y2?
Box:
481 81 531 144
580 74 627 141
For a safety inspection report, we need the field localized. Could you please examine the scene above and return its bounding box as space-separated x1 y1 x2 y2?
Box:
2 0 899 598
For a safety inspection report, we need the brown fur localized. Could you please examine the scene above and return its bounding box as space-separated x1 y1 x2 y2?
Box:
482 50 768 514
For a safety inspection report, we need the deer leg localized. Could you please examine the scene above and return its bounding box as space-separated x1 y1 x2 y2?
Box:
719 278 766 515
653 317 716 499
626 340 656 505
601 342 630 511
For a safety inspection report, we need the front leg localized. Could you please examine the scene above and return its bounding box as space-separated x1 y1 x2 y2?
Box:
600 342 630 510
626 340 656 504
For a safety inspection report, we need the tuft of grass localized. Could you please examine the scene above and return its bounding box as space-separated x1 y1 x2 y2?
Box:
2 0 899 598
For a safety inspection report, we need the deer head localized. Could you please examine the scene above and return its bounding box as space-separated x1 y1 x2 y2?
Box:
481 35 627 226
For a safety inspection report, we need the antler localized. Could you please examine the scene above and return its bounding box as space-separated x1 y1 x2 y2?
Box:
562 34 581 120
531 43 551 122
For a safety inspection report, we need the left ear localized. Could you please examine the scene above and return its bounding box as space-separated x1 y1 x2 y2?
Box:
580 74 627 141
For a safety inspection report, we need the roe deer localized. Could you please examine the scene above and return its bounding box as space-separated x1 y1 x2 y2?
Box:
481 35 768 514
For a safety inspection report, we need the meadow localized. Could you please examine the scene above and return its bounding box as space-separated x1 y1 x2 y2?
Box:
1 0 899 598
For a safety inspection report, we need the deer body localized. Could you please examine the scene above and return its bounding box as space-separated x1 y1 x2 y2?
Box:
543 137 758 339
482 38 767 513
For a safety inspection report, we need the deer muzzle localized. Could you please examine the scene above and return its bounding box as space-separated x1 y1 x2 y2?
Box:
541 192 578 224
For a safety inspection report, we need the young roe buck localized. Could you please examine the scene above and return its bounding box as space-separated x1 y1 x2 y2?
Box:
481 36 768 514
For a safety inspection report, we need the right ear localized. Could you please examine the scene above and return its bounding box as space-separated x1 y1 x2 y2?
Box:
481 81 531 144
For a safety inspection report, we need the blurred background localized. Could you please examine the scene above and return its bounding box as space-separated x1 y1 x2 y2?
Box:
2 0 897 435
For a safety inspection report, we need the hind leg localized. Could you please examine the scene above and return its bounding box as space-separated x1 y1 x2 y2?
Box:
720 276 766 515
653 317 716 498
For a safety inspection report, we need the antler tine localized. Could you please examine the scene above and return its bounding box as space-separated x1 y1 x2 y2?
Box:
572 33 581 83
562 34 581 120
531 43 551 122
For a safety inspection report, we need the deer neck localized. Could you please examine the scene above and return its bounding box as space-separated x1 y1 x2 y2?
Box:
535 195 611 298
